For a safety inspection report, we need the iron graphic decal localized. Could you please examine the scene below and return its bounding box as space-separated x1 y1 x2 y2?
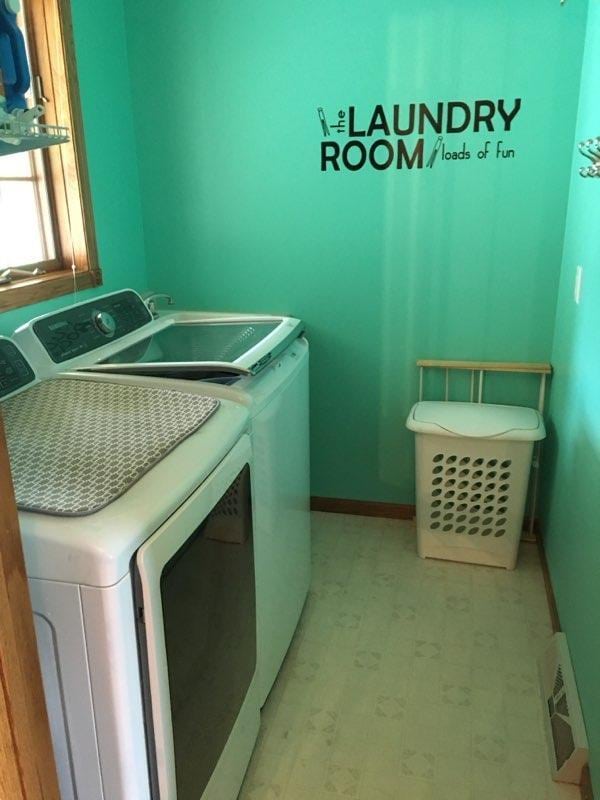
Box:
317 100 522 172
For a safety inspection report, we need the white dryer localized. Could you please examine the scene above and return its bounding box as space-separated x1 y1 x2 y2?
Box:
0 336 260 800
14 290 311 706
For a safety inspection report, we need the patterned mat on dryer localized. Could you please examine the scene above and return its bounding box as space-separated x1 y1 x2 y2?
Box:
2 377 219 516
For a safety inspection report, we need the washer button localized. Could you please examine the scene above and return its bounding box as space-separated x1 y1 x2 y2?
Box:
93 311 116 336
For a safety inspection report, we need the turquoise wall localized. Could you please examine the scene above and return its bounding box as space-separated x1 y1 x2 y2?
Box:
543 0 600 785
0 0 597 781
124 0 586 503
0 0 147 336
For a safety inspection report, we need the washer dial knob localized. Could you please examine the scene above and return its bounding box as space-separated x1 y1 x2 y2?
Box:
93 311 116 337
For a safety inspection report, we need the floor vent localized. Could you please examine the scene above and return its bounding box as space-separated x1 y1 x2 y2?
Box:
539 632 588 784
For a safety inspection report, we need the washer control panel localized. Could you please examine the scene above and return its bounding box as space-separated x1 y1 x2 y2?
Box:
0 337 36 400
31 290 152 363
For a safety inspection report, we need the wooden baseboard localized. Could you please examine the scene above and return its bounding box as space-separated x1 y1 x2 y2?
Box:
311 497 539 537
535 534 561 634
581 766 595 800
310 496 415 520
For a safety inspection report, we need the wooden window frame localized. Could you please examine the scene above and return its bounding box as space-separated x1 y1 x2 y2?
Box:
0 0 102 313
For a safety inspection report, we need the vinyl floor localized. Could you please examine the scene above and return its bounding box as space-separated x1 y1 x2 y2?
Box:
239 512 579 800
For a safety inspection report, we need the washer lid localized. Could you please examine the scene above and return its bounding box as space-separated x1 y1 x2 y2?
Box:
406 401 546 441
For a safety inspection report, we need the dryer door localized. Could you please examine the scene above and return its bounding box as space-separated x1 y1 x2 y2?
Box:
135 434 256 800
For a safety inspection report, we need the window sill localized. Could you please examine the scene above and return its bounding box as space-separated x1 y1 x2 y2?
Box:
0 268 102 313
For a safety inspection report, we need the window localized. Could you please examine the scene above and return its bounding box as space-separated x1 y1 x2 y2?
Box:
0 149 56 270
0 0 100 312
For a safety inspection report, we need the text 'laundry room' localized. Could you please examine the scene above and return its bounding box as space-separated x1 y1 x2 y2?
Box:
0 1 599 799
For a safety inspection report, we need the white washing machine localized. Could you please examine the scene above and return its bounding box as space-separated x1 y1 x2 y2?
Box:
14 290 311 706
0 336 260 800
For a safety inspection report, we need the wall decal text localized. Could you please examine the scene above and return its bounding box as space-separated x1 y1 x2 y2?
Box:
318 99 522 172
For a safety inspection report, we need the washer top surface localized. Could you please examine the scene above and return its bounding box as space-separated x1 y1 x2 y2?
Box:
97 320 280 367
12 289 304 381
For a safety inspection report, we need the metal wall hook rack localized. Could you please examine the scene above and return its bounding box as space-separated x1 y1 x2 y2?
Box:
578 137 600 178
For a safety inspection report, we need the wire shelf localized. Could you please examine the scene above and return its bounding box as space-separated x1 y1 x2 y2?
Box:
0 119 69 157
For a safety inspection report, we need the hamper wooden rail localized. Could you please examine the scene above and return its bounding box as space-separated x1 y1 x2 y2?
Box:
0 411 60 800
417 359 552 413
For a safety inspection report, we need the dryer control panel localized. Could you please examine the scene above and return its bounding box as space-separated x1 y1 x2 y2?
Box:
30 290 152 363
0 337 36 400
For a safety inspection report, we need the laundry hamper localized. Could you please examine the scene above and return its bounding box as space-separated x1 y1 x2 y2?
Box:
406 401 546 569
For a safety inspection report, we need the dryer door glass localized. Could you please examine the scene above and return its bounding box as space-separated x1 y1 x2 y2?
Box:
159 465 255 799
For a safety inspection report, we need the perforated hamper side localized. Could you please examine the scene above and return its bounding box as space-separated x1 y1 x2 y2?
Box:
414 433 534 569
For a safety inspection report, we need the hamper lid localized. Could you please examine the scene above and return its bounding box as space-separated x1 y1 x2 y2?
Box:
406 401 545 441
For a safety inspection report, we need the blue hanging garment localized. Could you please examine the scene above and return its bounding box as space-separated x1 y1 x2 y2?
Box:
0 0 30 112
